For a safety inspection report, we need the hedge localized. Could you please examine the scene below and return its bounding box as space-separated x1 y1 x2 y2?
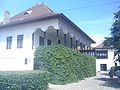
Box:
34 45 96 84
0 70 49 90
109 66 120 76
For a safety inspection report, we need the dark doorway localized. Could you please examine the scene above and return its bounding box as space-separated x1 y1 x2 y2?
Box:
47 39 51 45
100 64 107 71
39 36 44 46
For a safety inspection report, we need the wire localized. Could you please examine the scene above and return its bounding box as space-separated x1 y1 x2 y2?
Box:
57 1 120 12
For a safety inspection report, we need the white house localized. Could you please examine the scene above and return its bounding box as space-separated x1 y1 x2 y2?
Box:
94 43 115 72
0 4 95 71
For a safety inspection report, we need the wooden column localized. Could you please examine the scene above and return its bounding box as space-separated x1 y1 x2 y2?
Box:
44 32 46 45
56 30 59 44
32 33 34 49
76 40 78 50
64 34 67 46
70 37 73 48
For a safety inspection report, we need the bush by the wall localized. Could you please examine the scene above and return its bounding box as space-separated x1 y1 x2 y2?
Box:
109 66 120 76
34 45 96 84
0 70 49 90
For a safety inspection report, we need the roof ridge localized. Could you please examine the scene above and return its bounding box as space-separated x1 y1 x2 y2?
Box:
40 3 54 12
6 3 56 22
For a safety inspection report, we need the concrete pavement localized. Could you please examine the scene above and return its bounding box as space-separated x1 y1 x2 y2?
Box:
48 72 120 90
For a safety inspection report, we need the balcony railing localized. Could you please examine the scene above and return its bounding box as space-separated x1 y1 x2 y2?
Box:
80 49 96 56
80 49 109 60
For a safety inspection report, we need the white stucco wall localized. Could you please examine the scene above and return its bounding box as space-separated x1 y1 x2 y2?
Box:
96 49 115 72
0 18 59 71
0 17 94 71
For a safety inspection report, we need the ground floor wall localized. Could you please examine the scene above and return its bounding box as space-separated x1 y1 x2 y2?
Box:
96 59 115 72
0 57 34 71
0 49 35 71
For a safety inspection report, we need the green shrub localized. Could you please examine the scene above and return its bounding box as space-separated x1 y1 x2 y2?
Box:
0 70 49 90
34 45 96 84
110 66 120 76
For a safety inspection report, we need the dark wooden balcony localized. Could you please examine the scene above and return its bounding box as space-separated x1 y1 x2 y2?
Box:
80 49 109 59
80 49 96 56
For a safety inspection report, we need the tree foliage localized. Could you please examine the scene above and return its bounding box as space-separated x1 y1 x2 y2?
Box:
104 9 120 62
34 45 96 84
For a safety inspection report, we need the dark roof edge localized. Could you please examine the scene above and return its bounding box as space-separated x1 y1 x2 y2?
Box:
0 13 60 28
58 13 95 43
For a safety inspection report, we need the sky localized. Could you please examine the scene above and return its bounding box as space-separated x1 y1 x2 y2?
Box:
0 0 120 46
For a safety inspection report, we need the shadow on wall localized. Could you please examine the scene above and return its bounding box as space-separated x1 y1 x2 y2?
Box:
95 76 120 88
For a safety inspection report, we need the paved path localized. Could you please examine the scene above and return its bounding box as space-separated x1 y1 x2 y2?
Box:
48 72 120 90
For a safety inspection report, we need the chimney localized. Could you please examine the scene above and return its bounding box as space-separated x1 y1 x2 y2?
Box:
4 11 10 23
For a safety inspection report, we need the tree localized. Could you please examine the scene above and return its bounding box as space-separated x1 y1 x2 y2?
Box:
104 8 120 62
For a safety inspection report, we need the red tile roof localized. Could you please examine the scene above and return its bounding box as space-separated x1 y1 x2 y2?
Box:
0 4 58 25
94 42 113 49
10 3 56 22
94 43 105 49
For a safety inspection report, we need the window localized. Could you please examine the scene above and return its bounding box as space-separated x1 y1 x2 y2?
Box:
100 64 107 71
24 10 32 15
39 36 44 46
17 35 23 48
25 58 28 65
96 50 108 59
6 36 12 49
58 40 60 44
47 39 51 45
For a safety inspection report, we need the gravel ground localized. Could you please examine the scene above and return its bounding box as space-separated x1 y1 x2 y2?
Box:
48 72 120 90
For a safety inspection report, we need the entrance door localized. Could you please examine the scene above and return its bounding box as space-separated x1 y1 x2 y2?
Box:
100 64 107 71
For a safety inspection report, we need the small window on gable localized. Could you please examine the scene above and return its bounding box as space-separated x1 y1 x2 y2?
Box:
24 10 32 15
24 12 28 15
